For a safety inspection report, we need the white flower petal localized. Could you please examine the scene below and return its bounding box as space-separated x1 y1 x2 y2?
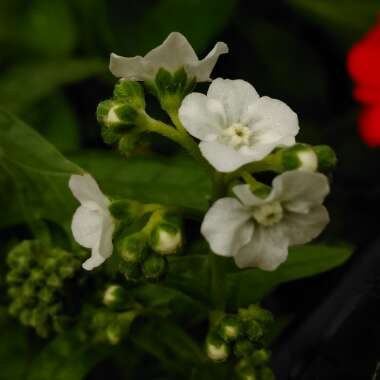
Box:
273 171 330 213
207 78 260 125
234 225 289 271
190 42 229 81
233 184 276 207
244 96 299 146
179 93 226 140
82 244 106 271
283 205 330 245
109 54 153 81
71 206 103 249
69 174 109 209
199 141 266 172
144 32 198 70
201 198 254 257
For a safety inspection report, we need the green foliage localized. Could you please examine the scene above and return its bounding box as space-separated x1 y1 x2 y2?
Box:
0 110 82 228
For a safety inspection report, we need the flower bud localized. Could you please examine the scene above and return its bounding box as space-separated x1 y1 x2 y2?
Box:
113 80 145 109
47 274 63 289
206 334 230 362
30 268 45 284
19 309 33 326
234 339 255 357
218 315 243 342
258 368 275 380
106 321 123 345
97 100 138 129
239 305 274 327
245 320 264 342
22 280 36 298
109 200 142 222
142 255 167 280
282 144 318 172
38 287 55 304
117 131 142 157
235 358 258 380
149 222 182 255
118 232 148 263
103 285 129 309
313 145 337 172
251 349 271 367
120 261 142 282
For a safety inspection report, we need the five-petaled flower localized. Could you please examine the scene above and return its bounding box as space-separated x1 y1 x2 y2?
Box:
69 174 114 270
109 32 228 82
201 170 330 270
179 78 299 172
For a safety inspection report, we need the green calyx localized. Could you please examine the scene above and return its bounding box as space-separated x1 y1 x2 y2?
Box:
103 284 130 309
109 199 142 222
206 333 230 362
218 315 243 342
281 143 318 172
141 254 167 280
146 67 195 112
118 232 148 263
313 144 337 172
113 80 145 109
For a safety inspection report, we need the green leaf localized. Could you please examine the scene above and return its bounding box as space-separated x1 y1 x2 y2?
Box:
0 59 106 113
0 110 82 228
287 0 379 44
27 332 108 380
227 244 353 308
72 151 212 212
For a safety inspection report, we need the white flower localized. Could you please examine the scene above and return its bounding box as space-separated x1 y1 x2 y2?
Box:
109 32 228 82
179 78 299 172
69 174 115 271
201 170 330 271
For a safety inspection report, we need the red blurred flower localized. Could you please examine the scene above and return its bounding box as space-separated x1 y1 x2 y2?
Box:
348 19 380 146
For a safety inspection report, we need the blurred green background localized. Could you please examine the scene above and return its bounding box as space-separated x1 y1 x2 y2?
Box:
1 0 380 378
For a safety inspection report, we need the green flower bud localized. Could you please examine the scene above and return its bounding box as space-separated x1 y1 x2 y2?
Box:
218 315 243 342
59 265 76 279
7 286 20 298
30 307 48 328
313 145 337 172
44 257 58 271
141 255 167 280
22 280 37 298
236 358 258 380
257 367 275 380
6 270 23 285
149 222 182 255
206 334 230 362
38 287 55 304
118 232 148 263
109 200 142 222
282 144 318 172
19 309 33 326
9 299 25 316
239 305 274 327
47 274 63 289
97 100 138 129
7 241 33 269
93 310 113 329
117 131 143 157
234 339 255 358
30 268 45 284
120 261 142 282
246 320 264 343
103 285 129 308
106 321 123 345
113 80 145 109
251 349 271 367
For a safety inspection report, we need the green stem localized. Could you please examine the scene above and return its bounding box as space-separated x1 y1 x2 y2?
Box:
209 252 226 311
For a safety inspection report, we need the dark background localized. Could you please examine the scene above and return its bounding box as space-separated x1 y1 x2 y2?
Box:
1 0 380 378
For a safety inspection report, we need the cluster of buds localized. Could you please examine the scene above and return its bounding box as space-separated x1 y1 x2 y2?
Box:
6 240 85 338
111 204 183 282
97 80 146 155
206 305 275 380
79 284 140 345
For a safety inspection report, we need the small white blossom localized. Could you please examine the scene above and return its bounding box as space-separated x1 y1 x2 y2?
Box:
201 170 330 271
179 78 299 172
109 32 228 82
69 174 114 271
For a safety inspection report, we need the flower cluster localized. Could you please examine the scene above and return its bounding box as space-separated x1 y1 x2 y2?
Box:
206 305 275 380
69 31 335 275
348 17 380 146
6 240 84 337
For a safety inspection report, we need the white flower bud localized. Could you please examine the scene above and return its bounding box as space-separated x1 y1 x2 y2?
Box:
150 223 182 255
206 335 230 362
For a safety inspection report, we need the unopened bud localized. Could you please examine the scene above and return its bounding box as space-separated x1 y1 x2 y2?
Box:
97 100 137 129
239 305 274 326
234 339 255 357
257 368 275 380
113 80 145 109
142 255 167 280
119 261 142 282
313 145 337 172
103 285 129 308
118 232 147 263
282 144 318 172
246 320 264 342
236 358 258 380
150 222 182 255
206 334 230 362
107 321 123 345
118 131 142 157
251 349 271 367
218 315 242 342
